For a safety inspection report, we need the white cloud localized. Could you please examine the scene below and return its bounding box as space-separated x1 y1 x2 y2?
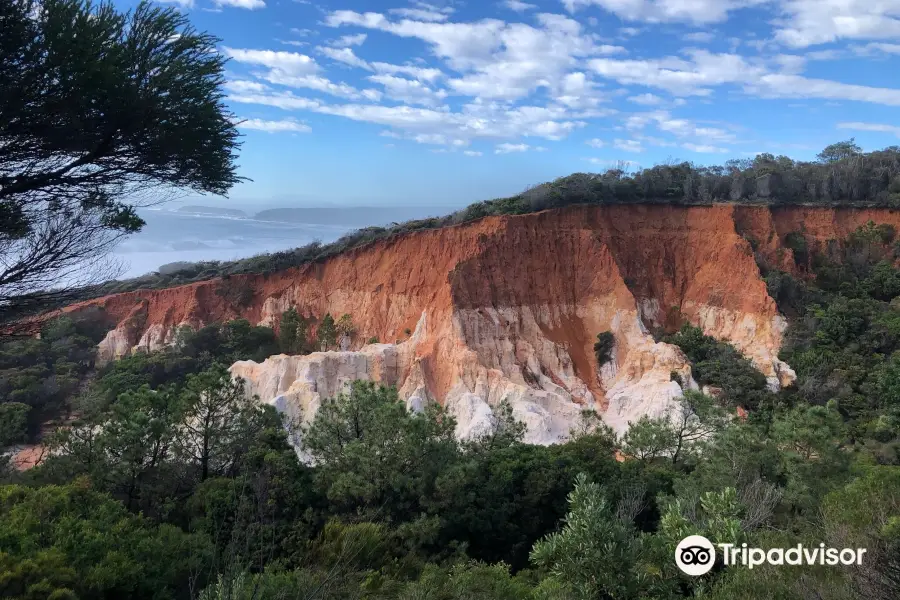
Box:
316 47 446 84
631 133 675 147
320 47 372 70
683 31 716 43
330 33 368 47
682 142 728 152
749 74 900 106
327 13 501 70
441 15 619 100
389 7 453 22
623 110 735 147
371 62 444 82
837 122 900 137
225 47 370 99
260 72 366 99
503 0 537 11
586 138 605 147
554 72 609 110
772 54 807 74
368 74 448 106
381 132 470 147
237 118 311 132
628 92 665 105
214 0 265 9
414 133 455 144
462 102 592 139
589 50 763 96
362 89 384 101
232 8 886 152
223 48 318 75
614 138 644 152
597 44 628 54
590 50 900 107
657 117 735 142
227 91 321 111
158 0 194 7
224 79 270 93
804 49 844 60
562 0 766 25
496 143 530 153
464 150 484 156
230 88 596 146
775 0 900 48
315 103 456 131
854 42 900 55
326 10 619 102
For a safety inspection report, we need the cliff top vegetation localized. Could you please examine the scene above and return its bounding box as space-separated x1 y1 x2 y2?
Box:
73 140 900 300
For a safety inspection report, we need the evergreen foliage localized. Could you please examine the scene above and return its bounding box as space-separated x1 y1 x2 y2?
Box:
0 0 241 322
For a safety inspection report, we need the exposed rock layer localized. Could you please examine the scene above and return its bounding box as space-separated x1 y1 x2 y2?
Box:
67 205 900 442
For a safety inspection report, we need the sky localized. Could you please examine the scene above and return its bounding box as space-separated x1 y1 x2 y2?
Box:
115 0 900 207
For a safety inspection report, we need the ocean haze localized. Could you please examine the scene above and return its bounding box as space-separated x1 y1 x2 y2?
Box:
113 204 457 278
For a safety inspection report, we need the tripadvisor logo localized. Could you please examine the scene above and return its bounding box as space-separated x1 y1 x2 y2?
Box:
675 535 716 576
675 535 868 576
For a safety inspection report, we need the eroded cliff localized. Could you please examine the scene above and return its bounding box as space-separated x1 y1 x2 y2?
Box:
67 205 900 444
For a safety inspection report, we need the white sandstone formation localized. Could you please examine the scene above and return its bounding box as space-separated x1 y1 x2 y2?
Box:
228 303 712 456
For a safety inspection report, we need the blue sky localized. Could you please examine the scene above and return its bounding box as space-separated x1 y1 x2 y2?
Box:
120 0 900 207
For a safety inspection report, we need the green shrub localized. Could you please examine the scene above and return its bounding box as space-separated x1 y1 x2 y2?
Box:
784 231 809 266
594 332 615 365
663 324 770 409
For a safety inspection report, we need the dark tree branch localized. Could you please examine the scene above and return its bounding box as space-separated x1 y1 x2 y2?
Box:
0 0 244 326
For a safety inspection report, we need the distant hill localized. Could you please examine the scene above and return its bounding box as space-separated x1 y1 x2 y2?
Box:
178 205 247 218
253 206 457 227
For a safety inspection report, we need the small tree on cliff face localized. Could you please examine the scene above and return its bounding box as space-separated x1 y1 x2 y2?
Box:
0 0 242 324
317 313 337 351
280 307 308 354
335 313 355 349
594 332 615 365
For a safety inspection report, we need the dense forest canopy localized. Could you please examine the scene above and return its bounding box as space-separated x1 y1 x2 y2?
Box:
72 140 900 301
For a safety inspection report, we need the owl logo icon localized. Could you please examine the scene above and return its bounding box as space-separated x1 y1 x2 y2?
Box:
675 535 716 576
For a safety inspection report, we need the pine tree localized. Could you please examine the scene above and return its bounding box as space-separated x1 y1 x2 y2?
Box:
280 307 308 354
318 313 337 351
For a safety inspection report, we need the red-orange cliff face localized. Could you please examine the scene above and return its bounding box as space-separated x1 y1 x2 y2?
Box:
66 204 900 443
